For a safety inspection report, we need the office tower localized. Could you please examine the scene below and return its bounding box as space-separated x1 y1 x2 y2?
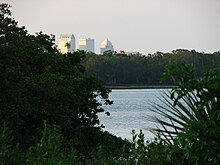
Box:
78 38 95 53
58 34 75 54
100 39 114 54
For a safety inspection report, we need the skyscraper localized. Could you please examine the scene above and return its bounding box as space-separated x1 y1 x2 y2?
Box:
100 39 114 54
78 38 95 53
58 34 75 54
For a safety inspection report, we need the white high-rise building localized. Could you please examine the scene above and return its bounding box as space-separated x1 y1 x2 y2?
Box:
100 39 114 54
78 38 95 53
58 34 75 54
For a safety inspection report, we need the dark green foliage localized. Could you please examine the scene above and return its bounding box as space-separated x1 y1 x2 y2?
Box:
129 130 148 164
0 124 24 165
84 50 220 86
118 130 173 165
26 122 76 164
84 54 155 85
150 63 220 164
0 122 130 164
0 4 125 164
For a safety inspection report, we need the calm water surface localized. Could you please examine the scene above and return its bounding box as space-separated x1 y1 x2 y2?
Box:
99 89 168 140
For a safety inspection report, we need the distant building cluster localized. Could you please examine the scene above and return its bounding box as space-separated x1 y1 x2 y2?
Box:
57 34 114 55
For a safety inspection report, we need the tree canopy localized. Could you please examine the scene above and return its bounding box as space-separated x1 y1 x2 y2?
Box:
84 50 220 86
0 3 112 149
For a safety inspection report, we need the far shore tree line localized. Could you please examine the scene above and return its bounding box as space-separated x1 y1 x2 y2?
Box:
83 50 220 86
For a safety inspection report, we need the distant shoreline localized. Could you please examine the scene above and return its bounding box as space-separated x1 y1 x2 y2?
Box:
105 85 173 89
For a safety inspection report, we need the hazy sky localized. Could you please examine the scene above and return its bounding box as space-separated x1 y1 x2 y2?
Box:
3 0 220 54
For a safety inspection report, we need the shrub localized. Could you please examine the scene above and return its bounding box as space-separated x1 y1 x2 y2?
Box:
151 63 220 164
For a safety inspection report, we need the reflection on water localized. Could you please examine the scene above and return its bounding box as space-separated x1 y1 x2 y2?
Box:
98 89 169 140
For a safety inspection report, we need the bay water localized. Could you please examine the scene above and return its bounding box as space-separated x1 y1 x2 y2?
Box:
98 89 169 140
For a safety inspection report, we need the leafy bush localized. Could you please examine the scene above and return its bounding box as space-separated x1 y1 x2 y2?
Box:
26 122 78 164
0 124 24 165
151 63 220 164
0 3 112 150
0 3 129 164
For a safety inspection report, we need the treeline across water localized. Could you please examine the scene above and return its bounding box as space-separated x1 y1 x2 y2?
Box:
84 50 220 86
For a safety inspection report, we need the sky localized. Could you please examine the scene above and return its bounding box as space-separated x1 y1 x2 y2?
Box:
3 0 220 55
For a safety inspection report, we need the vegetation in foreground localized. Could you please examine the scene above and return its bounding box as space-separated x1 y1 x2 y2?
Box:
148 63 220 164
1 3 220 164
0 3 129 164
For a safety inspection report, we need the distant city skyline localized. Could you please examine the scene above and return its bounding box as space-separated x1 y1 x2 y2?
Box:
57 34 114 54
4 0 220 55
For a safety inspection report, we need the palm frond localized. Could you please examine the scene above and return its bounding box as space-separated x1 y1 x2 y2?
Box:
148 90 200 144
